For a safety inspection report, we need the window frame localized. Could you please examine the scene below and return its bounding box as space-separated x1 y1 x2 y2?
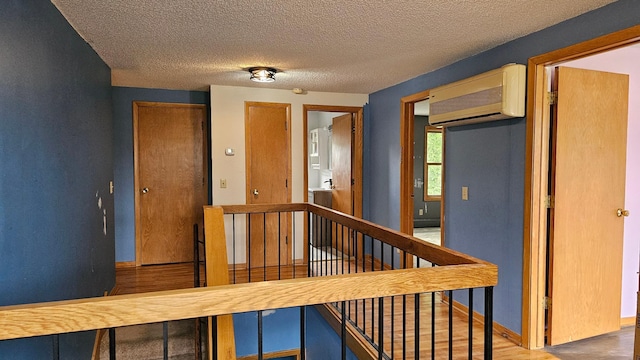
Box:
423 126 443 202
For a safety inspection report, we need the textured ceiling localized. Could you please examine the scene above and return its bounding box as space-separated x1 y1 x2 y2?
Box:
51 0 617 93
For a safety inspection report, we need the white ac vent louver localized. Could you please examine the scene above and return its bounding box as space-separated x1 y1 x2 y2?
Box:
429 64 526 126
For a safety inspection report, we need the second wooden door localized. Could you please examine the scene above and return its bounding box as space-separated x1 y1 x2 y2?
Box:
245 102 291 268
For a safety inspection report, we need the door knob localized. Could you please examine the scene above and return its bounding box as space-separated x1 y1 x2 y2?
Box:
142 187 149 194
616 208 629 217
252 189 259 196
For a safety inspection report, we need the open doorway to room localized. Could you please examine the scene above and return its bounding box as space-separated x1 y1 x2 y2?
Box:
302 105 364 261
524 28 640 350
400 92 445 247
412 99 443 246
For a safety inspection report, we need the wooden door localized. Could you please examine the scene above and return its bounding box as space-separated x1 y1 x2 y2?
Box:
245 102 291 268
331 113 353 214
331 113 353 253
547 67 628 345
134 102 207 265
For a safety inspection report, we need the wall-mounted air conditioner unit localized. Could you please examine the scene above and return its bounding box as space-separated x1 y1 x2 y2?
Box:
429 64 526 127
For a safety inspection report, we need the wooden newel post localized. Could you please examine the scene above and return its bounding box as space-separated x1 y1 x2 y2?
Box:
204 206 237 360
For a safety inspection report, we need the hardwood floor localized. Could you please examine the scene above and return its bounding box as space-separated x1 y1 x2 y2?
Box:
113 262 558 359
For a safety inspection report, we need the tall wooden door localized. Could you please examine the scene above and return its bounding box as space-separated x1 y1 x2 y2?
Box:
245 102 291 268
134 102 207 265
547 67 628 345
331 113 353 253
331 113 353 215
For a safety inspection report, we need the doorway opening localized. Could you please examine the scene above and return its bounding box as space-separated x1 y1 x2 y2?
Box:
302 105 364 261
400 91 445 244
523 26 640 349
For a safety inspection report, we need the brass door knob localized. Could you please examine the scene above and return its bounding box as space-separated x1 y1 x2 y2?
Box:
252 189 259 196
142 187 149 194
616 209 629 217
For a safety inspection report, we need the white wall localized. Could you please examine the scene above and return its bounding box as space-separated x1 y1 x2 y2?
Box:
563 44 640 319
209 85 367 262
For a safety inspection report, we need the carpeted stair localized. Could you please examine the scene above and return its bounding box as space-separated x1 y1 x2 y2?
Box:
98 319 201 360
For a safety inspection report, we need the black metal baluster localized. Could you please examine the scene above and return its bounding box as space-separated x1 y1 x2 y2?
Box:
448 290 454 360
109 328 116 360
194 224 199 288
415 292 420 358
484 287 494 360
52 334 59 360
341 301 347 360
258 310 264 360
390 247 395 358
352 231 356 325
370 236 375 341
403 294 407 360
378 297 384 360
300 306 306 360
307 211 311 278
469 288 474 359
431 263 436 360
378 242 385 358
163 321 168 360
362 235 366 336
402 250 407 360
341 225 345 275
232 214 236 284
248 215 252 283
211 316 218 360
292 211 296 279
263 213 267 282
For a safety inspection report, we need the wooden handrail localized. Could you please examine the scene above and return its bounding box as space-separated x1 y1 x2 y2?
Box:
0 202 498 344
215 203 487 266
0 263 496 341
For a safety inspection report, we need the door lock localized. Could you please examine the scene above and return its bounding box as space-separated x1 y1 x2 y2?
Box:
252 189 259 196
616 208 629 217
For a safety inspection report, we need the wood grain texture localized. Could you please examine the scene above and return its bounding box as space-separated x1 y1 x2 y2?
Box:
0 264 496 340
204 206 236 359
134 102 207 265
245 102 291 267
548 67 628 345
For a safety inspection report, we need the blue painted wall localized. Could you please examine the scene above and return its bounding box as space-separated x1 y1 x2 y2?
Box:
365 0 640 334
112 87 209 262
233 308 301 357
0 0 114 358
305 307 358 360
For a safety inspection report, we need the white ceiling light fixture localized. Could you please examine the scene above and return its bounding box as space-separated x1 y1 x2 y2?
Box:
249 67 277 83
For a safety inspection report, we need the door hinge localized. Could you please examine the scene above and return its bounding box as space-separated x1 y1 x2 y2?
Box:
285 120 288 131
285 179 288 188
545 195 555 209
351 179 355 185
547 91 558 106
285 235 288 244
543 296 552 310
201 120 204 131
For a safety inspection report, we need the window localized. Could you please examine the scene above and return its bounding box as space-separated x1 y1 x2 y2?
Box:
424 126 443 201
